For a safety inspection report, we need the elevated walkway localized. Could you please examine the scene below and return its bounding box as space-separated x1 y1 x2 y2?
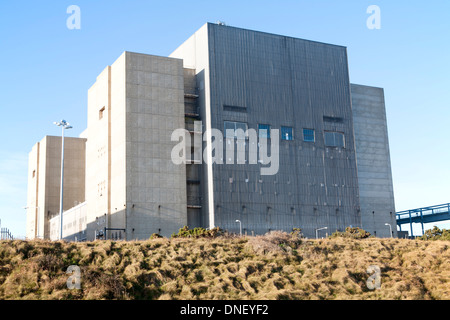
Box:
396 203 450 236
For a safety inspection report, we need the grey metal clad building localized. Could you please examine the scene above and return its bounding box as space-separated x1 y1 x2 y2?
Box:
171 23 397 238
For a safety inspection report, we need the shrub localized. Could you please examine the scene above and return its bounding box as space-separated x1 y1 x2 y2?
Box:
418 226 450 241
149 233 163 240
330 227 372 239
247 230 302 255
171 226 224 239
290 228 304 239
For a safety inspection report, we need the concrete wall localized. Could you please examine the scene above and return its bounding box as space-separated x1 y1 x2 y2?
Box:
110 53 127 238
26 136 86 239
26 142 40 239
86 64 112 240
124 52 187 239
351 84 397 238
86 52 187 240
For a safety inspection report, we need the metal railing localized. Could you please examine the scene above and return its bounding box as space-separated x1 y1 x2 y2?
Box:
396 203 450 220
396 203 450 236
0 227 14 240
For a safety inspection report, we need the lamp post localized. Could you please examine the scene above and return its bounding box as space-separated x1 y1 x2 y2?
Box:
315 227 328 239
385 223 393 238
54 120 73 240
235 220 242 236
24 206 40 239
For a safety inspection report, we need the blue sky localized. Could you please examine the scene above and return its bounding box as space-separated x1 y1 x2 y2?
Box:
0 0 449 238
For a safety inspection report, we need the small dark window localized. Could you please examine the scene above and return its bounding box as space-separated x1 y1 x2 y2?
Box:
223 105 247 113
281 126 293 141
303 129 315 142
323 116 344 123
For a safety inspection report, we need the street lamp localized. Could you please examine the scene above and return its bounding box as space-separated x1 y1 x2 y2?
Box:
54 120 73 240
24 206 41 239
235 220 242 236
315 227 328 239
385 223 393 238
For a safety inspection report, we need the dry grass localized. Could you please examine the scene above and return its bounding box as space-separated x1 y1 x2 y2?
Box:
0 233 448 300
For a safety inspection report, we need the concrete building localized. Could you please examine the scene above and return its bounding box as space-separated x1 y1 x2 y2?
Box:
351 84 397 237
26 135 86 239
83 52 187 241
27 23 397 240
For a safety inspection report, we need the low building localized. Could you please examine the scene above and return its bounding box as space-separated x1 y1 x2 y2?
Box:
26 135 86 239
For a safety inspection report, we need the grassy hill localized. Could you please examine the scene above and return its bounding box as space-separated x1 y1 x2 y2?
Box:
0 231 448 300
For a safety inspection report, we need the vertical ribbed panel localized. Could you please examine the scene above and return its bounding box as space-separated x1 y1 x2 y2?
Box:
208 24 361 237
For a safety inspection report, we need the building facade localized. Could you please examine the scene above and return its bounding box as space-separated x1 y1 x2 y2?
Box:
26 135 86 239
27 23 397 240
351 84 397 237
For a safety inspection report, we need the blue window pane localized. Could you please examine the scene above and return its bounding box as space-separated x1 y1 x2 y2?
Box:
281 126 293 140
258 124 271 139
303 129 315 142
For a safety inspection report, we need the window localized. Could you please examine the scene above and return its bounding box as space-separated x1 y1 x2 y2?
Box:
281 126 293 141
223 105 247 113
323 116 344 123
303 129 315 142
324 131 345 148
224 121 248 139
258 124 271 139
99 107 105 120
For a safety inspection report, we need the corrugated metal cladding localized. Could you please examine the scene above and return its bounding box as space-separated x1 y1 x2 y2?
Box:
207 24 361 237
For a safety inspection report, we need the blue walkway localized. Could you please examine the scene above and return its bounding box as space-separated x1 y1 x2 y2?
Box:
396 203 450 236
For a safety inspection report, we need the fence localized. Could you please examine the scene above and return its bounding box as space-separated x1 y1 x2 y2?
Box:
1 227 14 240
95 228 126 241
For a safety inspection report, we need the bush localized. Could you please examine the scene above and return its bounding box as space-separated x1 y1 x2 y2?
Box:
418 226 450 241
290 228 304 239
171 226 224 239
247 230 302 255
150 233 163 240
330 227 372 239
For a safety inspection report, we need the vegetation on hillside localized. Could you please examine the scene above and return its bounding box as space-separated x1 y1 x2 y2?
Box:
330 227 372 240
0 230 448 300
418 226 450 241
170 226 225 239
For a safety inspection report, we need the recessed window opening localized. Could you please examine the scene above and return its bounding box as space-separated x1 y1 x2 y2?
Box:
324 131 345 148
99 107 105 120
281 126 293 141
303 129 315 142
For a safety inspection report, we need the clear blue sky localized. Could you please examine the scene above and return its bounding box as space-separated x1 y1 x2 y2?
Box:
0 0 449 238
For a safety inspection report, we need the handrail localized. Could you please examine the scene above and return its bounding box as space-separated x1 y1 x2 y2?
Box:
396 203 450 217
